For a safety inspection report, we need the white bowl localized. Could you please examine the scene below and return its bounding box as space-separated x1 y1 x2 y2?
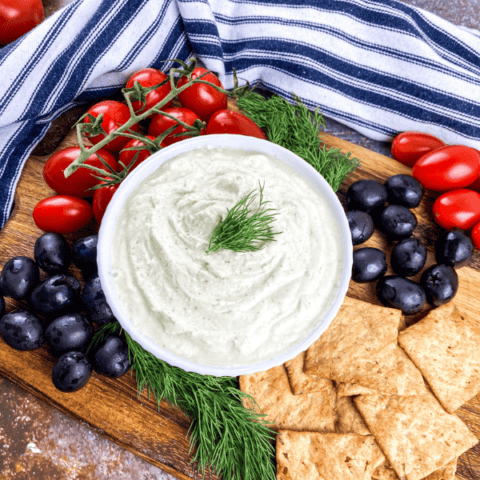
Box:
97 134 352 377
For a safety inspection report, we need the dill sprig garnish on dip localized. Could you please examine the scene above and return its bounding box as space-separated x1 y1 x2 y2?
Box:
89 322 277 480
236 92 359 192
207 182 281 253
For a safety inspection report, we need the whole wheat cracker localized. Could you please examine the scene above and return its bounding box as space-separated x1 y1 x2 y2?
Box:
372 459 456 480
335 395 370 435
398 302 480 413
276 430 385 480
285 351 333 395
239 364 336 432
337 382 377 397
354 393 477 480
304 297 427 396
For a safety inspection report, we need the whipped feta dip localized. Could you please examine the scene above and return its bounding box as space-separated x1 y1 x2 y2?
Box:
111 146 343 366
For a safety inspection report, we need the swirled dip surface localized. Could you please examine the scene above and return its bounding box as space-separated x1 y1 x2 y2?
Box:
111 147 342 366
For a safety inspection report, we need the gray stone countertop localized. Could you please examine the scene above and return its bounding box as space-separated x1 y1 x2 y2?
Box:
1 1 479 479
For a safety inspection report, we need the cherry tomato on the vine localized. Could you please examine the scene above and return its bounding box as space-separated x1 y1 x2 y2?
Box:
43 146 118 198
471 222 480 250
125 68 172 115
177 68 227 122
206 110 266 139
93 182 120 224
83 100 139 153
148 107 204 147
118 136 156 173
432 189 480 230
0 0 44 45
467 149 480 192
391 132 445 167
412 145 480 192
33 196 93 234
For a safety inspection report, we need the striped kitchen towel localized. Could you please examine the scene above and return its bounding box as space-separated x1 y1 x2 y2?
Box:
0 0 479 229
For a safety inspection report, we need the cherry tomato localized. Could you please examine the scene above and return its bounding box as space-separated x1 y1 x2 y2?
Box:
467 149 480 192
471 222 480 250
206 110 266 139
33 196 93 233
118 136 155 173
432 189 480 230
412 145 480 192
148 107 204 147
43 147 118 198
93 183 120 224
0 0 44 45
177 68 227 122
391 132 445 167
83 101 139 153
125 68 172 115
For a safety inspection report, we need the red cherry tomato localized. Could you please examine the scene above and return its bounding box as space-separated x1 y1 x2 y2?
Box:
432 189 480 230
33 196 93 233
93 183 120 224
471 222 480 250
148 107 204 146
412 145 480 192
83 101 139 153
177 68 227 122
0 0 44 45
43 146 118 197
125 68 172 115
118 136 155 173
206 110 266 139
467 149 480 192
391 132 445 167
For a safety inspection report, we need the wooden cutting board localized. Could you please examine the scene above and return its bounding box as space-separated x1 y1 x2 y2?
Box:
0 107 479 480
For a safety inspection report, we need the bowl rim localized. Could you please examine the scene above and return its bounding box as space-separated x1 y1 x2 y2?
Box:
97 134 352 377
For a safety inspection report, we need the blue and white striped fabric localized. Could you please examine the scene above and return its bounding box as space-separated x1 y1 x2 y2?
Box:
1 0 480 230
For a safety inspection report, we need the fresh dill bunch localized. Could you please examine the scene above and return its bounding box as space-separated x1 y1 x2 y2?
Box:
207 182 281 253
237 91 360 192
89 322 277 480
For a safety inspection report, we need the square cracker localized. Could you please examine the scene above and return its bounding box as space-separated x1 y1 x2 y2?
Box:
372 460 456 480
335 395 370 435
304 297 427 396
285 351 333 395
354 393 477 480
239 364 336 432
398 302 480 413
276 431 385 480
337 382 377 397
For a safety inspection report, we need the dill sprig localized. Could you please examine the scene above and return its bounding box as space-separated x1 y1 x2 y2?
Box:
207 183 281 253
90 322 277 480
236 92 360 192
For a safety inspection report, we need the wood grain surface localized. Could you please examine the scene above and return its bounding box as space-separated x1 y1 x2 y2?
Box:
0 116 479 479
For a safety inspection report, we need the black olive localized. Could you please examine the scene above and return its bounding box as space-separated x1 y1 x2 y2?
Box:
385 174 424 209
0 256 40 300
352 248 387 283
45 313 94 356
346 211 375 246
72 235 98 278
0 294 4 317
435 231 473 268
81 274 115 325
346 180 388 214
420 264 458 307
29 274 81 318
378 205 417 240
0 310 44 351
391 238 427 277
377 276 426 315
52 351 92 393
92 334 131 378
34 233 71 274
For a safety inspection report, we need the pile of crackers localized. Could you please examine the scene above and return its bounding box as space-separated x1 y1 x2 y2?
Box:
240 297 480 480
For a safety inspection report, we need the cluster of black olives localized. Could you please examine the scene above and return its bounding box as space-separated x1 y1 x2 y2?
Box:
347 175 472 315
0 233 131 393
